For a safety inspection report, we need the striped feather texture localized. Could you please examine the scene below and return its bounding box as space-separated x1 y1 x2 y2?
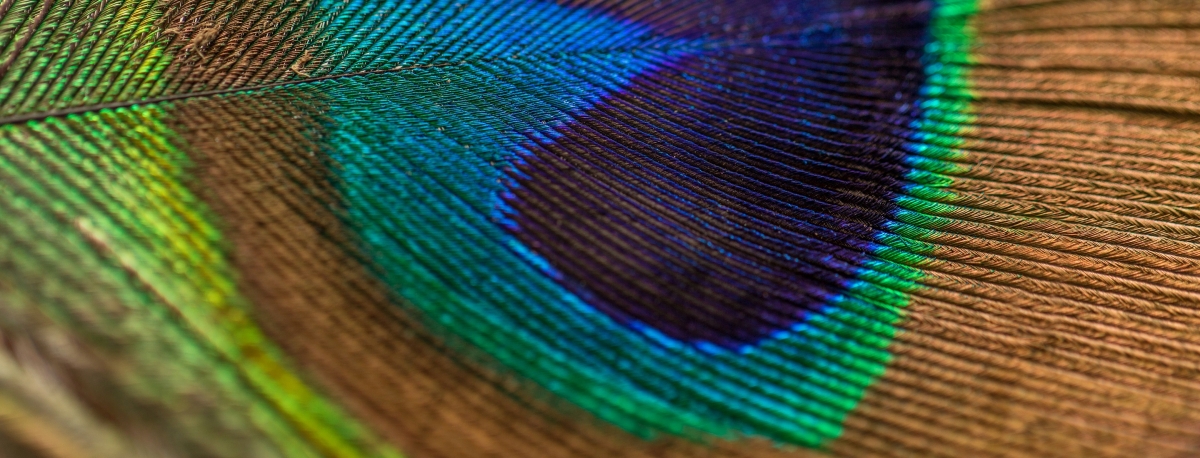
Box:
2 0 1200 457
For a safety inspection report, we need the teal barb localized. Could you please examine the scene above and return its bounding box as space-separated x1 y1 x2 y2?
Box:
310 0 970 447
0 0 983 455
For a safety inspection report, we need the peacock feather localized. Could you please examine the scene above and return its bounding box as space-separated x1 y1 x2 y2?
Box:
1 0 1199 456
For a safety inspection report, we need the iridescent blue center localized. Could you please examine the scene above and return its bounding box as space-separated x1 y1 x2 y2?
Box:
500 1 931 349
